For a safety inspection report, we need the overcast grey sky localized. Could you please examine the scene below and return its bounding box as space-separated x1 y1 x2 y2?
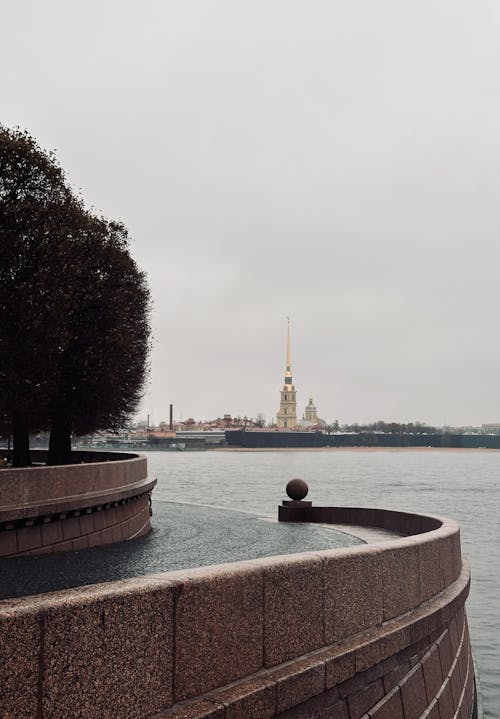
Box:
3 1 500 426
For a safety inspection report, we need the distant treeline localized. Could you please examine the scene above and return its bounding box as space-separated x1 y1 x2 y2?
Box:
225 430 500 449
339 421 442 434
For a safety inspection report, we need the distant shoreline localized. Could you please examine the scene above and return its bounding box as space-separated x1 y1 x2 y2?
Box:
210 445 500 453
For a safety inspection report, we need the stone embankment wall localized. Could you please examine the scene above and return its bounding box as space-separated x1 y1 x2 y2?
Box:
0 505 477 719
226 427 500 449
0 450 156 557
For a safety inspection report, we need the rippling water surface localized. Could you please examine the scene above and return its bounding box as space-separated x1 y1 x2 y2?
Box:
146 447 499 718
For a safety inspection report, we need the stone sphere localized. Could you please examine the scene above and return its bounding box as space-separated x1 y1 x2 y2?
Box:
286 478 309 501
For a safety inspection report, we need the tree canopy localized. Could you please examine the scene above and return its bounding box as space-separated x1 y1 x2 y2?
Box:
0 126 150 466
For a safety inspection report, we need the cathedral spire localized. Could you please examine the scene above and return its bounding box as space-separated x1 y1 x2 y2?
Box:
277 317 297 428
285 316 292 382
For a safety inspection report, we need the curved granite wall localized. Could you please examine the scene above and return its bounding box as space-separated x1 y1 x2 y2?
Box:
0 505 477 719
0 450 156 557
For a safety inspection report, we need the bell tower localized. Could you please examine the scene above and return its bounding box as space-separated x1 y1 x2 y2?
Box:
276 317 297 428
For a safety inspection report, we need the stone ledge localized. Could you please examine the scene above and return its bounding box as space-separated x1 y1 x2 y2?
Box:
155 560 471 718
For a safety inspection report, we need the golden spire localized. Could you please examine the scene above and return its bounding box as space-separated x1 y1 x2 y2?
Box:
285 316 292 382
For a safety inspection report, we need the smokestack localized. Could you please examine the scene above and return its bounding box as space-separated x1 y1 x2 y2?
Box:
169 404 173 431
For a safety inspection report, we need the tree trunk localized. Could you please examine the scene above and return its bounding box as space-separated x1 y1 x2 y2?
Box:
48 416 72 465
12 415 31 467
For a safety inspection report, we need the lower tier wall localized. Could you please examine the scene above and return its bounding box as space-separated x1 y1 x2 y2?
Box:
273 609 474 719
0 492 152 557
0 450 155 557
158 561 474 719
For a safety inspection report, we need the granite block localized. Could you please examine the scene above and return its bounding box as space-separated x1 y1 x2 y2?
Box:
421 699 440 719
436 678 454 719
368 686 404 719
458 636 469 682
17 524 42 552
158 699 224 718
136 517 151 537
449 658 463 708
379 541 420 620
408 643 427 668
347 679 384 719
211 676 275 719
321 546 384 642
72 535 88 551
437 630 453 678
94 510 107 531
251 553 324 666
450 529 462 581
448 616 460 658
0 473 23 509
382 659 410 693
115 502 127 521
383 621 411 659
275 690 346 719
328 699 350 719
355 632 388 673
54 539 73 552
0 529 17 555
127 512 141 535
42 576 176 719
101 526 114 544
268 655 325 713
61 516 81 541
338 665 371 699
79 513 94 535
31 544 53 556
123 501 134 519
421 644 443 702
325 650 356 689
363 655 398 686
172 563 263 701
120 519 131 539
0 606 41 719
458 700 470 719
42 520 63 546
439 601 453 627
438 534 455 589
87 529 102 548
106 506 117 527
408 606 440 646
465 666 474 712
399 663 427 719
417 538 442 602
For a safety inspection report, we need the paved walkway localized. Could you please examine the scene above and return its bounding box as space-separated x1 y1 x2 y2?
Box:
0 501 362 600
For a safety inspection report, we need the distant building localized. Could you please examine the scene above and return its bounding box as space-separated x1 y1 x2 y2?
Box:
481 423 500 434
298 397 327 429
276 318 297 428
304 397 318 423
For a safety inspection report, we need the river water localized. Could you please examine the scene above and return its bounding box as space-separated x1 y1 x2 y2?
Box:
146 447 498 718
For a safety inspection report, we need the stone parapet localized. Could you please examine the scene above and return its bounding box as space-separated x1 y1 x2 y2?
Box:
0 450 155 558
0 505 478 719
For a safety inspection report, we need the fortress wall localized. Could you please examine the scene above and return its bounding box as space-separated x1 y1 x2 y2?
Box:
0 451 155 557
0 507 477 719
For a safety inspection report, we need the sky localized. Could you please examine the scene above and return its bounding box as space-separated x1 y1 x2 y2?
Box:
2 0 500 426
